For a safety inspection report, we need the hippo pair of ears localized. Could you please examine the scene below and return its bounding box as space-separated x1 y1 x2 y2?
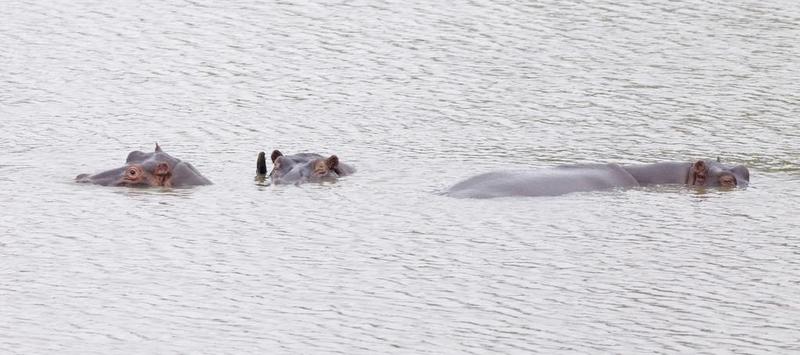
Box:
260 150 339 174
270 150 338 169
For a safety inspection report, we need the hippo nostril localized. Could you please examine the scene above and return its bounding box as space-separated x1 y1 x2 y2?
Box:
719 176 736 188
695 176 705 185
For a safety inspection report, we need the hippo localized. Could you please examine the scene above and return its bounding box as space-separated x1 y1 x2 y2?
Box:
447 159 749 199
76 144 212 187
256 150 355 185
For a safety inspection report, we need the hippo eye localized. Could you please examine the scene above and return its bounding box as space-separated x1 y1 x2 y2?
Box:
127 168 137 177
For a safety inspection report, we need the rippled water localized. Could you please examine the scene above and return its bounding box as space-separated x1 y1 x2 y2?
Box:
2 0 799 353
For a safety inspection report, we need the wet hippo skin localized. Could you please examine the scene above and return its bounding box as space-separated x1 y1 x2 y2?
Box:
622 160 749 189
256 150 355 185
447 159 750 199
76 144 212 188
447 163 640 198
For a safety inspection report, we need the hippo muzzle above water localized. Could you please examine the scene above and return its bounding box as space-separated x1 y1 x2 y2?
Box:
256 150 355 185
76 144 212 188
447 159 750 199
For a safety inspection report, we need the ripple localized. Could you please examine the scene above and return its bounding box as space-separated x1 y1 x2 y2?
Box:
2 0 800 353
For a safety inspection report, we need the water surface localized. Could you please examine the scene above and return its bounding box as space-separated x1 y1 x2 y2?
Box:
2 0 799 353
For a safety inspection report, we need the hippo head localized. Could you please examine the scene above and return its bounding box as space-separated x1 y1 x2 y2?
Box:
257 150 345 185
76 144 212 188
687 160 750 188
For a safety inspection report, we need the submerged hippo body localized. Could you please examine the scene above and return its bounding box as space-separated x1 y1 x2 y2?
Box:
256 150 355 185
447 159 750 199
76 144 212 188
447 163 640 198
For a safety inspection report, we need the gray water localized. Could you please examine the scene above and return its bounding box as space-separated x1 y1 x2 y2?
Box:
2 0 799 353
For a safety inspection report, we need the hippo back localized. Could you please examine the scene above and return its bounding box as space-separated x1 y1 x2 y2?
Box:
447 163 639 198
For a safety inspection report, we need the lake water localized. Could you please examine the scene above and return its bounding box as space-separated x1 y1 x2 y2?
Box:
2 0 799 353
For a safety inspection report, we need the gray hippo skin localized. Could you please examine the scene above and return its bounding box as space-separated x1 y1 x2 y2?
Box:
76 144 212 187
447 163 640 198
447 159 750 199
256 150 355 185
622 159 749 188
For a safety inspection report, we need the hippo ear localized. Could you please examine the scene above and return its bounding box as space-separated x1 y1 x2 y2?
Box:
256 152 268 176
325 155 339 170
271 150 283 163
155 143 162 152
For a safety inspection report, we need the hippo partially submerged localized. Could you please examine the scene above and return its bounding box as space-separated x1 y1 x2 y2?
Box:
623 160 749 189
447 159 749 198
76 144 212 188
256 150 355 185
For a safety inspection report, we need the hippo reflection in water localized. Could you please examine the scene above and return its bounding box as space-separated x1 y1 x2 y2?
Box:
256 150 355 185
447 159 750 199
76 144 212 188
